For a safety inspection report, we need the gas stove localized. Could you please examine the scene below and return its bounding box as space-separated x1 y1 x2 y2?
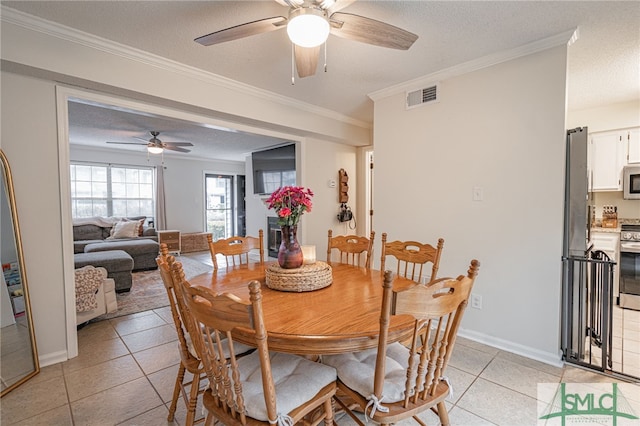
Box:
621 224 640 242
619 224 640 311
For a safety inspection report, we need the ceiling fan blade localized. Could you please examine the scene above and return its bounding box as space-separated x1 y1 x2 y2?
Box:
163 142 194 147
329 12 418 50
195 17 287 46
106 141 147 146
164 146 191 153
294 45 321 78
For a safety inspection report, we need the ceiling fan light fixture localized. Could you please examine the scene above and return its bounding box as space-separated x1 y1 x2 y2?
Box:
147 145 164 154
287 7 330 48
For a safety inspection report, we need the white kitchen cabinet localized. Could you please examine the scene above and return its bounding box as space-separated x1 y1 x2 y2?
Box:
589 131 626 191
627 127 640 164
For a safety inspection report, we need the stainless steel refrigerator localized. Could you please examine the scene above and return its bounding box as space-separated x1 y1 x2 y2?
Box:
562 126 614 372
563 126 591 257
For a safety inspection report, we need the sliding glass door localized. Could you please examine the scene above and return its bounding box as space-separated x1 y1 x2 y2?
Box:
205 174 234 240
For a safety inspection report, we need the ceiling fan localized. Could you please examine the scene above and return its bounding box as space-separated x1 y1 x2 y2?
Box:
194 0 418 79
107 131 194 154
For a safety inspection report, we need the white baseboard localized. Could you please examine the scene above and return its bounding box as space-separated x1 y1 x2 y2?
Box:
458 327 564 368
39 350 69 368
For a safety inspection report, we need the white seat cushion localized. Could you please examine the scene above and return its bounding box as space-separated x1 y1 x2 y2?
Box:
239 351 337 421
322 342 415 403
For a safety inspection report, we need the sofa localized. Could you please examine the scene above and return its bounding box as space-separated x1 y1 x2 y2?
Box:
73 216 158 254
72 216 160 292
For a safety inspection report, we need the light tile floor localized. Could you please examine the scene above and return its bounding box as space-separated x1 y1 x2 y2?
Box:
2 307 639 425
1 251 639 425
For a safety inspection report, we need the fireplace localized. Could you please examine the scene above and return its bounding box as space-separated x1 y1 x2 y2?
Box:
267 217 281 258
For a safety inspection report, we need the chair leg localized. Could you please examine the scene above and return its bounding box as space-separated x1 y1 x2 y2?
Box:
436 401 450 426
168 363 186 421
185 369 201 425
323 397 334 426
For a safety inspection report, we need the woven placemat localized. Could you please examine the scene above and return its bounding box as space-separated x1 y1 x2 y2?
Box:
265 261 333 292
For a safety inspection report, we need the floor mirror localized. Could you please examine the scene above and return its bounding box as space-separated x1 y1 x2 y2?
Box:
0 149 39 396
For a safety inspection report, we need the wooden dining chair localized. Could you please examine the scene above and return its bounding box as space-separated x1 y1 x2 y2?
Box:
169 259 338 426
327 230 375 268
380 233 444 283
323 260 480 426
207 229 264 269
156 244 206 425
157 244 254 425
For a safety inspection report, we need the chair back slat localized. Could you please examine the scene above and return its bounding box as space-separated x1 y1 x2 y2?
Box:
208 230 264 269
380 233 444 283
327 230 375 268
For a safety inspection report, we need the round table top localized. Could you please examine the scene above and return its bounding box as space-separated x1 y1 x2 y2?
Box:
187 261 417 355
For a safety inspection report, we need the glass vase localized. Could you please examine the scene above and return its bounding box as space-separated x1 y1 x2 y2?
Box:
278 225 303 269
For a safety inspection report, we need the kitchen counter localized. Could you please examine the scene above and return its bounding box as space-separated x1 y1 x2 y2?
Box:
591 226 620 234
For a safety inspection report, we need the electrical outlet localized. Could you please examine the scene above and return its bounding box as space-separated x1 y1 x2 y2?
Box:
471 294 482 309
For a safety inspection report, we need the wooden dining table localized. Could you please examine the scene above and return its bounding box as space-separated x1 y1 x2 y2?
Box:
187 261 417 355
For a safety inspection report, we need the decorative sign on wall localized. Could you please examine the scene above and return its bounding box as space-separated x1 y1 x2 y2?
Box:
339 169 349 203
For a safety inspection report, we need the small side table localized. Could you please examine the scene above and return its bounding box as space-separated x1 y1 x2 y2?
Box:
158 230 181 255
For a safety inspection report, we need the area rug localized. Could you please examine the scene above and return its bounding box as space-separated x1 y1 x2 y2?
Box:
94 255 212 321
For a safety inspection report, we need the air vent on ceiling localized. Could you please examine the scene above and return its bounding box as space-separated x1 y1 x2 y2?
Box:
406 84 438 109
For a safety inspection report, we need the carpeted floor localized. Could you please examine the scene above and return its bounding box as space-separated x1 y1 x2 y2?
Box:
94 255 212 321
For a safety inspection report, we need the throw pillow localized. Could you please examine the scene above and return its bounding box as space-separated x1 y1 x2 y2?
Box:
109 220 140 239
108 217 145 237
125 216 146 236
128 218 146 236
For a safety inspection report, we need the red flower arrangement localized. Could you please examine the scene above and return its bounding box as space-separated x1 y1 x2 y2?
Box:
266 186 313 226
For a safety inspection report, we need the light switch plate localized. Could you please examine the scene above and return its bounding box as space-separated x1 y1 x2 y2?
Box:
472 186 483 201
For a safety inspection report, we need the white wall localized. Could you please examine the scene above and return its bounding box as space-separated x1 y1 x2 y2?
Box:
1 72 68 363
567 100 640 133
372 46 569 364
302 138 359 254
70 146 245 233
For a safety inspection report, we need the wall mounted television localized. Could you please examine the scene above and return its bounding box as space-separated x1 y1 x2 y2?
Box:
252 143 296 195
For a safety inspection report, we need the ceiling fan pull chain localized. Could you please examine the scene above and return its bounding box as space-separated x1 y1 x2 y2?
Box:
324 40 327 73
291 43 295 85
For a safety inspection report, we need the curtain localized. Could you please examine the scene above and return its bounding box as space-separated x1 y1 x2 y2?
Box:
155 166 167 231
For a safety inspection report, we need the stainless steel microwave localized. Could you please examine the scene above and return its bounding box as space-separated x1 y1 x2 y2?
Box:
623 165 640 200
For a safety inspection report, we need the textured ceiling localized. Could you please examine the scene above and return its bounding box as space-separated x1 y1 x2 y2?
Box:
67 99 292 162
3 1 639 161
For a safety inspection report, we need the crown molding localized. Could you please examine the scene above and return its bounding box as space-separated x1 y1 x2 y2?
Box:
0 6 371 130
368 28 578 102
